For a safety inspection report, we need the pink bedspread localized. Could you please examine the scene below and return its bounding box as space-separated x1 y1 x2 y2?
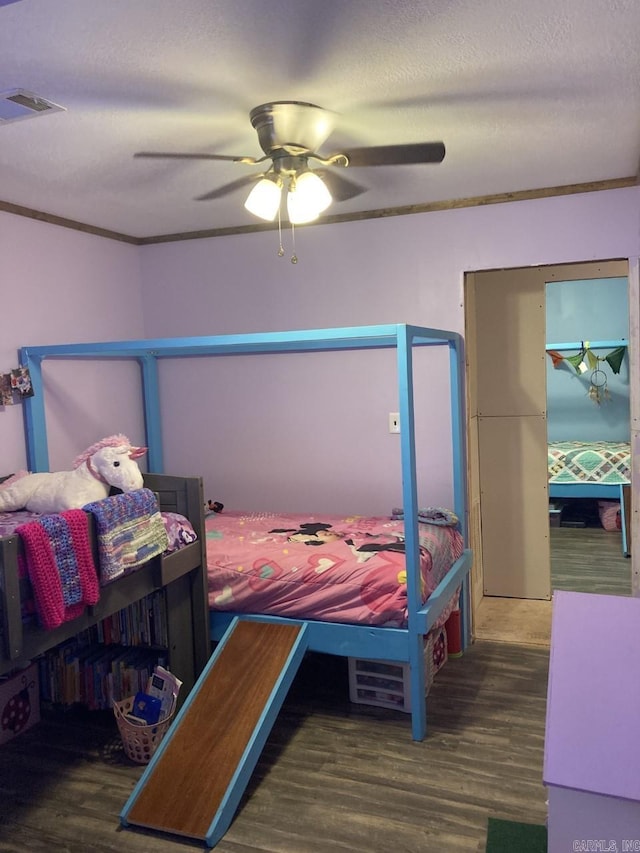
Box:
206 511 464 628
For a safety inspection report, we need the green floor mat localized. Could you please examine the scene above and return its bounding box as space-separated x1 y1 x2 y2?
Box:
485 817 547 853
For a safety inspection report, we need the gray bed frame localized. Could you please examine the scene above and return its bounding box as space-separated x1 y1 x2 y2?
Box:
0 473 209 696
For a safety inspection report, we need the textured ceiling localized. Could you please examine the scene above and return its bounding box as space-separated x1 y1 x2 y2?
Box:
0 0 639 240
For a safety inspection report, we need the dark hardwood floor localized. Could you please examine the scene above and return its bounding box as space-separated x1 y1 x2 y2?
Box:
550 525 630 596
0 641 549 853
1 520 621 851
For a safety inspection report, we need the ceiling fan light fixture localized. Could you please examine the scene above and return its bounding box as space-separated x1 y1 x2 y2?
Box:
244 176 282 221
286 171 332 224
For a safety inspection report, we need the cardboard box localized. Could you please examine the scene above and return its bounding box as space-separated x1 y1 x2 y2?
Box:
0 662 40 745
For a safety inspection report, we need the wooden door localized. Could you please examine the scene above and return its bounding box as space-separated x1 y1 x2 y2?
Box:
466 259 631 604
467 267 550 599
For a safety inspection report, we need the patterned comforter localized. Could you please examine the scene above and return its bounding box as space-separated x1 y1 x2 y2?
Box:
548 441 630 485
206 510 464 628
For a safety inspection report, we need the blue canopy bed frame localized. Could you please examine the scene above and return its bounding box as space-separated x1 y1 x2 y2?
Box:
546 338 630 553
19 323 472 742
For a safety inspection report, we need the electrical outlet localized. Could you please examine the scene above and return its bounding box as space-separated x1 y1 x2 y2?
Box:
388 412 400 433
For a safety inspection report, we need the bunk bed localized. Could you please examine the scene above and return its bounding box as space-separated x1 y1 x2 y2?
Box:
546 339 630 552
0 472 210 695
17 323 472 741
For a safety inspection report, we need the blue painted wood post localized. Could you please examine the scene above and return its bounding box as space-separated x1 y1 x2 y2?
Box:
138 354 164 472
397 326 427 741
19 350 49 472
449 336 471 650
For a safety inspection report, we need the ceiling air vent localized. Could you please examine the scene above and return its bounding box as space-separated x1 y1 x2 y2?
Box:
0 89 66 124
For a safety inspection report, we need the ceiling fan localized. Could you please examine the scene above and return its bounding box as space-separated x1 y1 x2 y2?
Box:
135 101 445 224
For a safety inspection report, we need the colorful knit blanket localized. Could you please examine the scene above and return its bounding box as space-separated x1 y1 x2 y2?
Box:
16 510 100 630
83 488 169 583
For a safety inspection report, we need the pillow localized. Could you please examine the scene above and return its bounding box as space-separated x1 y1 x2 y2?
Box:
161 512 197 552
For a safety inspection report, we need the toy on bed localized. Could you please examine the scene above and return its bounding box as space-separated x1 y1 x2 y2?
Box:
0 434 147 513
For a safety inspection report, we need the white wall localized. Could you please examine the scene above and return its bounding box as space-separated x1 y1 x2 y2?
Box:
138 186 640 514
0 212 145 474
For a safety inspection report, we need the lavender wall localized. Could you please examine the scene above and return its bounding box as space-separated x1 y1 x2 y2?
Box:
0 212 145 475
138 187 640 514
2 187 638 516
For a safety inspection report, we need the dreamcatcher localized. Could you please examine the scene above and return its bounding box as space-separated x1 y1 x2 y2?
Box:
587 368 610 405
546 343 626 406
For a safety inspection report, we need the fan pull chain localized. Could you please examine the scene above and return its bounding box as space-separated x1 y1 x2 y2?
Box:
275 209 299 264
277 207 284 257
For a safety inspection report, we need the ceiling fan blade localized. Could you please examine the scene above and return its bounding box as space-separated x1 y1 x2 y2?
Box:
341 142 446 168
135 151 259 163
195 174 263 202
313 169 368 202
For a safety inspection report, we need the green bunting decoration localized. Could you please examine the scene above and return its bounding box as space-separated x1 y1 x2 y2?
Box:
604 346 626 374
547 345 626 375
565 350 586 372
545 343 626 406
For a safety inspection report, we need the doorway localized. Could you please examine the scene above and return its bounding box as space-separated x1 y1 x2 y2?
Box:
465 259 631 645
545 274 630 597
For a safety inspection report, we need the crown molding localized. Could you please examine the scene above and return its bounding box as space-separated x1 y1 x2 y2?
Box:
1 176 636 246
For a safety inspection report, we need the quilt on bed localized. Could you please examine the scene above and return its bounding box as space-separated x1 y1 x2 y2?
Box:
548 440 630 485
206 511 464 628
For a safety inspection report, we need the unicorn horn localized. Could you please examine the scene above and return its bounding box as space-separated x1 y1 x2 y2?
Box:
128 446 148 459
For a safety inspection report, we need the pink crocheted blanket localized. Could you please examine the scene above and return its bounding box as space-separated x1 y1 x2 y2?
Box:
16 510 99 630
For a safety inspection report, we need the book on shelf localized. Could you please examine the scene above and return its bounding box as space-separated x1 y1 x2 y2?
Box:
39 590 171 710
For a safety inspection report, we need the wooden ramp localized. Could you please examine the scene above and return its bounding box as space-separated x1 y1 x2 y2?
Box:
120 618 308 847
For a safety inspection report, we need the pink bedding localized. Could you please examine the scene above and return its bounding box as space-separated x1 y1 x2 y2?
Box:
206 511 464 628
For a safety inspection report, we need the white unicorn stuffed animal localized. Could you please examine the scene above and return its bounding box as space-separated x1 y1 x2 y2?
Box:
0 434 147 513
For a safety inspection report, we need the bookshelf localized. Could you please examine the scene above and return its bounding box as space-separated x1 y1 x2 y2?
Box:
39 591 171 710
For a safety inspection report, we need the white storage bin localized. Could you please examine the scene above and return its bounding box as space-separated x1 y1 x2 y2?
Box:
348 626 447 713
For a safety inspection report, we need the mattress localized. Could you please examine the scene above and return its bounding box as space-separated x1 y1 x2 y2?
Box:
548 441 631 485
206 510 464 628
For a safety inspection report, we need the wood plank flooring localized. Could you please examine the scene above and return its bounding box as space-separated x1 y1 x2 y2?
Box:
550 526 630 596
474 526 631 647
0 641 549 853
473 597 552 646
